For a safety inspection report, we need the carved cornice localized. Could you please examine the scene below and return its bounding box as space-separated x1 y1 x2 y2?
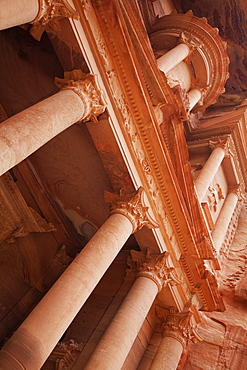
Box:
30 0 79 41
77 0 223 310
128 248 181 292
55 69 106 123
104 187 159 233
156 306 202 348
91 0 192 254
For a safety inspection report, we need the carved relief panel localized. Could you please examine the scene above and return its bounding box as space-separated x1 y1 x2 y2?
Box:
0 172 55 244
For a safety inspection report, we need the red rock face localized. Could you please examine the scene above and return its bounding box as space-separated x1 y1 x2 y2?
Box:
178 0 247 106
178 199 247 369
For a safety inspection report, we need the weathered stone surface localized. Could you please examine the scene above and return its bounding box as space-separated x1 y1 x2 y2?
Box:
179 198 247 369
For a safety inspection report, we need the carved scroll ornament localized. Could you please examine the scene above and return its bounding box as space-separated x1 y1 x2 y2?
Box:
55 69 106 123
30 0 79 40
156 306 202 348
128 248 181 292
209 136 232 157
104 187 159 233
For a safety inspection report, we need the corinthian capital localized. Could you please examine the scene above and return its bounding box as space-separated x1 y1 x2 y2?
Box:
228 183 244 200
209 136 232 156
128 248 181 291
156 306 202 348
31 0 79 40
104 187 159 233
55 69 106 123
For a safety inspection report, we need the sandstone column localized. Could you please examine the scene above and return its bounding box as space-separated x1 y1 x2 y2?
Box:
84 249 180 370
212 185 241 252
0 70 105 176
0 0 77 39
195 136 230 203
157 43 190 74
0 188 158 370
150 307 201 370
187 88 202 111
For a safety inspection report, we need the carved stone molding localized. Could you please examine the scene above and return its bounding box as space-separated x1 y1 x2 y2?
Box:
228 183 244 200
30 0 79 41
55 69 106 123
128 248 181 292
104 187 159 233
209 136 232 156
179 31 203 52
47 339 84 369
156 306 202 348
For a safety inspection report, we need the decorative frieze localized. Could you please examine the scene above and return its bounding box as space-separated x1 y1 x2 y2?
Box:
31 0 79 40
104 187 159 233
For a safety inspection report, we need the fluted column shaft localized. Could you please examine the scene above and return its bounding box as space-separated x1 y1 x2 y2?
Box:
157 43 190 74
0 188 158 370
195 142 227 202
0 0 39 30
0 71 105 176
211 187 239 252
84 250 178 370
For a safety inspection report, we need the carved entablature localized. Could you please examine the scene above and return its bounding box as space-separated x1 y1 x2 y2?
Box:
55 69 106 123
0 172 56 244
156 306 202 348
104 187 159 233
148 11 229 111
30 0 79 41
128 248 181 291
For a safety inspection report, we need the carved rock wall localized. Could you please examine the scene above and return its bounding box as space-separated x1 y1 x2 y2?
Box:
179 198 247 369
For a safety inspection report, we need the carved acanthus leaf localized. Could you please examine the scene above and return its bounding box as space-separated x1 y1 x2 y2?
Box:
55 70 106 123
209 136 232 156
30 0 79 41
156 306 202 347
128 248 181 291
104 187 159 233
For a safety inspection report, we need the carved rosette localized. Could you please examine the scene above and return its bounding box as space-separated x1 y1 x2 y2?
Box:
30 0 79 40
55 70 106 123
209 136 232 157
104 187 159 233
128 248 181 292
156 306 202 348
